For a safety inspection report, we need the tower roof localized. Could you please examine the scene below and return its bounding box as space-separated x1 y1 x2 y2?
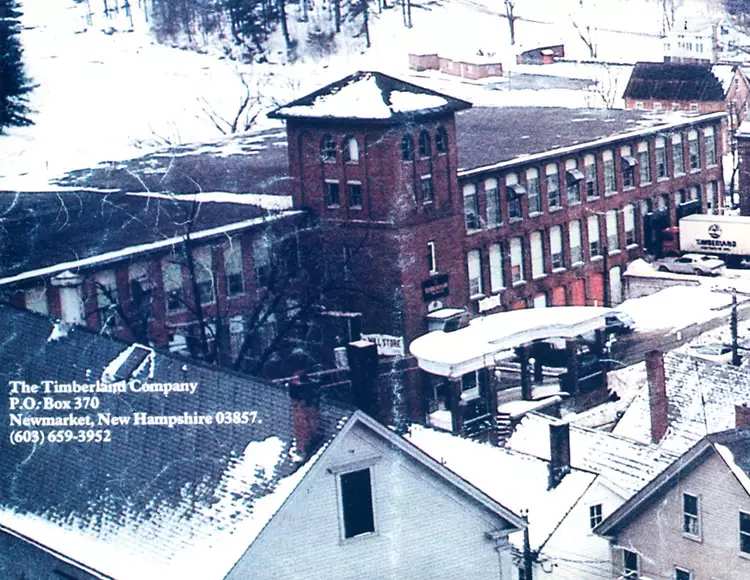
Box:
269 71 472 124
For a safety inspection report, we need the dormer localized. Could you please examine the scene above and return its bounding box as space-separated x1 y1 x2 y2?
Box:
270 71 471 225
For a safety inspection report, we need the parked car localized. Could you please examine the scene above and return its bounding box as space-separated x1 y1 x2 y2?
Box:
688 343 734 363
604 311 635 335
654 253 726 276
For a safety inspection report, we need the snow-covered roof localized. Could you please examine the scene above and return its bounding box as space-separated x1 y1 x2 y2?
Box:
406 424 595 552
614 352 750 456
456 107 725 176
597 428 750 536
624 61 728 102
270 71 471 123
508 413 678 499
0 304 351 579
0 190 301 286
409 307 609 377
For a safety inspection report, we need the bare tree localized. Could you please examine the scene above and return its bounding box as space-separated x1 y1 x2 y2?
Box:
571 0 597 59
197 70 264 135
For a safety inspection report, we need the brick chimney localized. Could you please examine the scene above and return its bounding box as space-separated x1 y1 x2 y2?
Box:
289 373 321 459
548 421 571 489
646 350 668 443
736 403 750 429
51 270 84 325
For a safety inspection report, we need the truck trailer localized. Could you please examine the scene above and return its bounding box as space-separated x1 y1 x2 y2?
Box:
674 214 750 266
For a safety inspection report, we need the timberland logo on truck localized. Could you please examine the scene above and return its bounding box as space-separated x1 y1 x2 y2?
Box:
708 224 721 239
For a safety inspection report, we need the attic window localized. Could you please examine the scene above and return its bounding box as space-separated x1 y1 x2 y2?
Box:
436 126 448 154
418 130 431 157
339 468 376 539
321 135 336 162
104 344 154 382
400 135 414 161
342 136 359 163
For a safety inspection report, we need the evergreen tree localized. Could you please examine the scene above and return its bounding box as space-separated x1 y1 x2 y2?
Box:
0 0 33 132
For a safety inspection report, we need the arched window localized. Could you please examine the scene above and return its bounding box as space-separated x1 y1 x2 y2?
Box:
436 127 448 154
400 135 414 161
342 136 359 163
418 130 431 157
321 134 336 162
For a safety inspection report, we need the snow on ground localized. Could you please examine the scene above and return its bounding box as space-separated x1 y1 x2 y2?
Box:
3 0 737 190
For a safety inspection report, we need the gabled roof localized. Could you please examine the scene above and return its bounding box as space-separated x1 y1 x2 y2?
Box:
613 352 750 455
623 61 729 102
406 424 594 552
0 304 350 579
0 190 299 285
269 71 472 124
596 429 750 536
508 413 678 499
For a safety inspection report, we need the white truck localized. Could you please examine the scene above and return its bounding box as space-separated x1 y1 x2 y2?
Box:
675 214 750 267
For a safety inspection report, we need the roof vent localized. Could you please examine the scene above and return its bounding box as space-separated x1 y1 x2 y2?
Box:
102 344 155 383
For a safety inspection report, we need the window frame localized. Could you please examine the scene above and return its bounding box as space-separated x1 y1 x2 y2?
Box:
510 237 525 284
674 567 692 580
418 129 432 158
584 154 598 200
347 181 363 209
436 126 448 154
550 225 564 270
545 163 561 210
485 178 501 227
740 510 750 555
623 549 639 579
342 135 359 163
637 142 651 184
321 134 337 163
603 150 616 194
336 466 377 542
223 241 245 298
526 168 542 214
589 503 603 530
400 134 414 162
463 183 481 231
467 249 483 298
420 175 434 205
682 492 701 540
672 133 685 176
325 179 341 207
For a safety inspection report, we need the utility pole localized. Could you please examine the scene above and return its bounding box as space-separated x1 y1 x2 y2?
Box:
602 242 610 308
522 509 534 579
732 287 741 366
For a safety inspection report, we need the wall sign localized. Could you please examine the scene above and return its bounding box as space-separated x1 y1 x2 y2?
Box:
422 273 450 301
361 333 405 357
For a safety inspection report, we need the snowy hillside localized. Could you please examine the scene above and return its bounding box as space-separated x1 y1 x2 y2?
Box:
0 0 738 189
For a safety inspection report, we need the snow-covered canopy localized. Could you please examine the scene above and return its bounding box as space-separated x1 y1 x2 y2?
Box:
410 306 610 377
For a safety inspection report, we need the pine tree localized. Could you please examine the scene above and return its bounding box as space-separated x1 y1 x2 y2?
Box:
0 0 33 132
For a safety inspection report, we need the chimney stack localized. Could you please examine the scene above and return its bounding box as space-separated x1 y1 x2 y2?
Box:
289 373 321 459
736 403 750 429
548 421 571 489
646 350 668 443
51 270 84 326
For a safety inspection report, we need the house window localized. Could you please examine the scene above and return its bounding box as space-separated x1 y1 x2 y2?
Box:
461 370 480 398
741 511 750 554
606 210 619 251
623 549 639 579
655 137 668 179
489 243 504 292
624 204 636 245
589 504 603 529
530 231 545 279
550 225 563 269
546 163 560 209
507 173 525 219
688 130 700 171
321 134 336 162
569 220 582 264
436 126 448 154
193 247 215 305
672 133 685 176
674 568 692 580
325 180 340 207
510 237 524 283
565 159 582 204
463 184 481 230
400 135 414 161
682 493 700 537
637 142 651 184
588 215 601 257
420 175 434 204
418 130 431 157
582 154 598 200
704 126 717 166
162 261 183 312
486 178 501 227
95 270 120 328
467 249 483 297
348 182 363 208
427 241 437 274
339 468 375 539
621 145 636 189
603 150 616 194
224 242 244 297
253 238 271 286
342 136 359 163
527 168 541 213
